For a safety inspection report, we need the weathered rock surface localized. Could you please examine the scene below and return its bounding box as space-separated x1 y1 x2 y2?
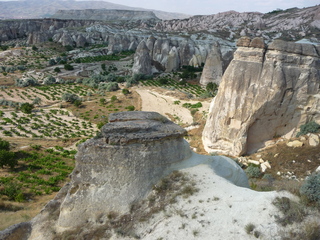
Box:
203 37 320 156
200 42 224 85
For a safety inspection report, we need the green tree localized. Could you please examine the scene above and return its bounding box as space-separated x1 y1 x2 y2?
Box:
54 67 61 73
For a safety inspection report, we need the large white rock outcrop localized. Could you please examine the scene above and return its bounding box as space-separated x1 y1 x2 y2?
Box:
203 37 320 156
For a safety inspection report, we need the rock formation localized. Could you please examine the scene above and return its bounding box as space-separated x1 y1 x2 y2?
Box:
203 37 320 156
132 41 152 75
0 111 249 239
154 5 320 43
200 42 224 85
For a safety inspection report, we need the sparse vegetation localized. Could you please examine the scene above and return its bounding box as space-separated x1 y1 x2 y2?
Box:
296 121 320 137
300 172 320 207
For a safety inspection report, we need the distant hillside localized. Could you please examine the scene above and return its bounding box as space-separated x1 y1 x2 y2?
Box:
51 9 159 21
0 0 191 20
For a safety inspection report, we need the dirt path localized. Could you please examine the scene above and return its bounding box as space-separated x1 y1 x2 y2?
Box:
135 87 211 125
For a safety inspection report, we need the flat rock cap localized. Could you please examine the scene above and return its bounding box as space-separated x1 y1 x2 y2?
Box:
101 111 187 145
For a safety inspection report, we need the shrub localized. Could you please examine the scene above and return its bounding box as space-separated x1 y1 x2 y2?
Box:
48 59 56 66
300 172 320 206
245 164 261 178
125 105 135 111
296 121 320 137
64 63 74 71
206 82 218 93
32 97 42 106
73 99 82 108
159 78 169 85
0 138 10 151
0 150 16 168
61 93 80 103
98 82 119 92
111 95 117 102
122 89 130 95
43 76 56 85
54 67 61 73
272 197 306 226
20 102 34 114
245 223 255 234
15 78 38 87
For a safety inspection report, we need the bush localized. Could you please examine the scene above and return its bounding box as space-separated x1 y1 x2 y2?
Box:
20 102 34 114
122 89 130 95
0 150 16 168
296 121 320 137
43 76 56 85
300 172 320 206
111 95 117 102
245 164 261 178
15 78 38 87
61 93 80 103
48 59 56 66
0 138 10 151
73 99 82 108
64 63 74 71
98 82 119 92
54 67 61 73
272 197 306 226
159 78 169 85
125 105 135 111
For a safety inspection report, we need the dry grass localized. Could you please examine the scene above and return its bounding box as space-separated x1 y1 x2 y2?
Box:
0 193 56 230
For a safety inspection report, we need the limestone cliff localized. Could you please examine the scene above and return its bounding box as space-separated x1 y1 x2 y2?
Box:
203 37 320 156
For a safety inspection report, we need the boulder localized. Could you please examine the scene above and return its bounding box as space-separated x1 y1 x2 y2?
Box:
200 41 224 85
203 37 320 156
287 140 304 148
308 134 320 147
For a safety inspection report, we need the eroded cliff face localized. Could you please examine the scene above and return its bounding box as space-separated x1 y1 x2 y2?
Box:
203 37 320 156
